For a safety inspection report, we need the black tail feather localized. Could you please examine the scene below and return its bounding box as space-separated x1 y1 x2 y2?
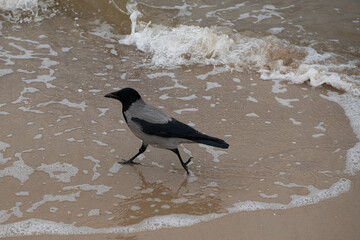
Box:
193 138 229 148
188 133 229 149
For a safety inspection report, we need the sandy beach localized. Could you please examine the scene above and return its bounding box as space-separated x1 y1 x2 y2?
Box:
1 0 360 239
11 177 360 240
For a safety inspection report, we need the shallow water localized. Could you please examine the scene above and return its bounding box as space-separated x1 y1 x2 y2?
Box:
0 0 359 237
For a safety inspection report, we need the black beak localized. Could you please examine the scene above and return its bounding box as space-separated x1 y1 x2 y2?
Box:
104 93 116 99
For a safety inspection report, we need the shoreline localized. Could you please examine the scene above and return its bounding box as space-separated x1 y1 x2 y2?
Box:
7 176 360 240
1 1 360 239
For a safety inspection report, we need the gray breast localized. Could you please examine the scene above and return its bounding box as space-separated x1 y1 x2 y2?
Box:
125 99 172 124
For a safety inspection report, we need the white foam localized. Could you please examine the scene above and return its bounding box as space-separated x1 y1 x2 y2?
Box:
246 96 258 103
49 207 58 213
120 11 360 96
196 67 228 80
206 82 221 91
93 140 108 147
312 133 325 138
97 108 109 117
159 94 171 100
0 106 9 115
84 156 101 181
289 118 301 125
0 0 55 23
0 69 13 77
63 184 111 195
114 194 129 200
246 113 259 117
0 176 350 237
108 162 122 174
275 97 299 108
206 182 218 188
228 178 350 212
199 145 227 163
314 122 326 132
15 191 29 196
33 134 42 140
0 202 23 224
12 87 40 104
37 99 87 111
0 150 34 183
321 92 360 175
37 162 79 183
0 142 10 164
66 138 84 143
89 21 121 43
177 94 197 101
171 198 188 204
174 108 198 114
152 162 164 168
26 192 80 213
259 193 278 199
267 27 284 35
271 80 287 93
87 209 100 217
23 69 57 89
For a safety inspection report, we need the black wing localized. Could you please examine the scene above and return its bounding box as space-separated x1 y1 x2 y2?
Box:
131 117 229 148
132 117 198 139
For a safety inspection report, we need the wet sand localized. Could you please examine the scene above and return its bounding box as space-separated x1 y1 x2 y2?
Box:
1 2 360 239
12 177 360 240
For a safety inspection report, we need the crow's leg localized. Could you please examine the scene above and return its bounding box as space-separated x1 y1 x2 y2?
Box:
120 143 148 165
171 148 193 174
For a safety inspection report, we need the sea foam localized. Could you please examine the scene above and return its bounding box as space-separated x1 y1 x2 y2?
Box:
0 0 55 23
0 178 350 237
119 11 360 96
321 92 360 175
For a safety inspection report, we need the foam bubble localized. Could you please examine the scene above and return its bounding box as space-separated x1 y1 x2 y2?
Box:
0 141 10 152
173 108 198 114
289 118 301 125
87 209 100 217
259 193 278 199
0 0 55 23
97 108 109 117
92 140 108 147
176 94 197 101
199 145 227 163
0 69 13 77
120 10 360 96
206 82 221 91
63 184 112 195
228 178 351 212
245 113 259 117
84 156 101 181
108 162 122 174
267 27 284 35
0 150 34 183
0 202 23 224
37 162 79 183
0 178 351 237
15 191 29 196
246 96 258 103
26 192 80 213
12 87 40 104
321 92 360 175
275 97 299 108
37 99 87 112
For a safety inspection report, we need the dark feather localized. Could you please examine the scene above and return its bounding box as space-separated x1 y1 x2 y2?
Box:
132 117 229 149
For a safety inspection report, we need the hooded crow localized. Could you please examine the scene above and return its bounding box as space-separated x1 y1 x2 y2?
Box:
104 88 229 174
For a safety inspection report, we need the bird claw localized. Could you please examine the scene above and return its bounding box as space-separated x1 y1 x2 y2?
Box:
118 159 141 165
185 157 193 166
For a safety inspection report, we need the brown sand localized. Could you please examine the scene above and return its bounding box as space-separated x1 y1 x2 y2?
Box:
12 177 360 240
1 3 360 240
